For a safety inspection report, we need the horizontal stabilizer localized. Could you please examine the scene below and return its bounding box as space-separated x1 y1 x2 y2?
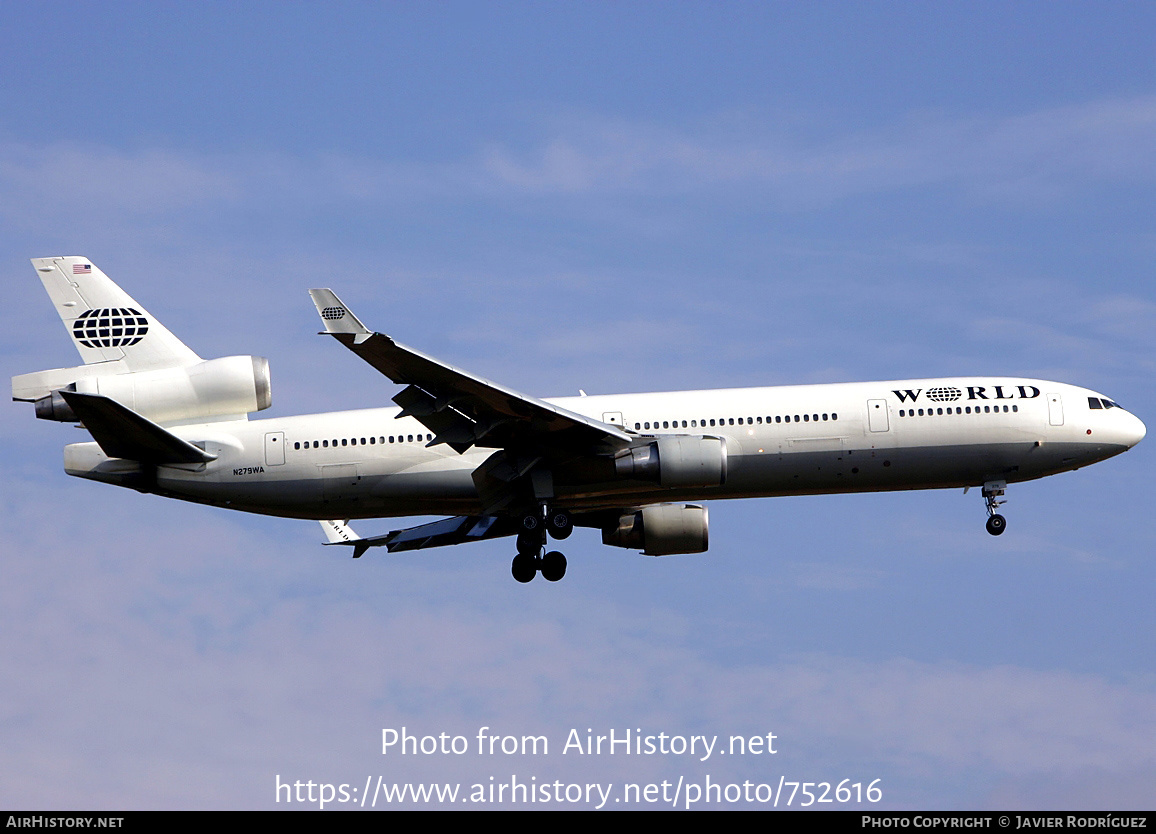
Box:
60 391 216 464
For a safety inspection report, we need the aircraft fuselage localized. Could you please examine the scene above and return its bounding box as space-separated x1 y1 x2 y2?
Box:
63 376 1144 520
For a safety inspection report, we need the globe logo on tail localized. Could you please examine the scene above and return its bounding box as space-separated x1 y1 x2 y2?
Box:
72 308 149 348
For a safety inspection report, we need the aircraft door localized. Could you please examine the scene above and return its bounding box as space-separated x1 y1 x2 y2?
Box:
867 399 890 432
1048 393 1064 426
602 412 623 426
321 463 361 502
264 431 286 465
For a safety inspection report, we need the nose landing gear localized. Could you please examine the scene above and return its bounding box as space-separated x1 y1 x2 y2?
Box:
982 480 1007 536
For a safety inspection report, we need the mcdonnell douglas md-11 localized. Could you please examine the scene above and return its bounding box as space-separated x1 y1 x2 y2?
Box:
14 257 1145 582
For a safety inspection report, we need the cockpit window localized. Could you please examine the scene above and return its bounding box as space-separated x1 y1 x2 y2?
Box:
1088 397 1103 409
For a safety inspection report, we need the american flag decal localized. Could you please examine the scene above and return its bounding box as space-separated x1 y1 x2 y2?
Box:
72 264 92 274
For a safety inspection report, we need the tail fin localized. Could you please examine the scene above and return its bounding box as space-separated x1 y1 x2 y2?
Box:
32 257 200 371
16 257 271 425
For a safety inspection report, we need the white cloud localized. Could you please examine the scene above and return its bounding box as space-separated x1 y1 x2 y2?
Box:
479 97 1156 204
2 483 1153 808
2 95 1151 235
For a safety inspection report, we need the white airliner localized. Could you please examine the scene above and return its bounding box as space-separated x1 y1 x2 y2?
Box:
14 257 1146 582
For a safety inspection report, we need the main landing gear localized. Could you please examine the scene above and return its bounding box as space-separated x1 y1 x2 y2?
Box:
511 507 572 583
982 480 1007 536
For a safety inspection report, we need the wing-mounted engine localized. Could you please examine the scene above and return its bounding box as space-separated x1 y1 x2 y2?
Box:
613 435 727 487
17 355 272 425
602 503 710 555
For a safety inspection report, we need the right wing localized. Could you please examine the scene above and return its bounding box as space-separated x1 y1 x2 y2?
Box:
308 289 633 458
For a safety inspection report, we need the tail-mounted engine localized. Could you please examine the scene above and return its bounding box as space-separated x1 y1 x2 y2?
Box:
19 355 271 425
602 503 709 555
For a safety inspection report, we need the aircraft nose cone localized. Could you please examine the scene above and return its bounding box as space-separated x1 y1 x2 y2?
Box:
1124 412 1146 448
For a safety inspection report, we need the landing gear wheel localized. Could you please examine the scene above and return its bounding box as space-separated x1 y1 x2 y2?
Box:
547 510 573 540
520 513 541 533
516 530 542 556
511 553 537 583
540 550 567 582
986 514 1007 536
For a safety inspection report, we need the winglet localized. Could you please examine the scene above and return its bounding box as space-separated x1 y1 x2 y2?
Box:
308 289 373 343
318 519 380 558
319 519 360 544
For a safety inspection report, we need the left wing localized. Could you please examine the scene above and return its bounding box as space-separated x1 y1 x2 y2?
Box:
320 516 516 557
308 289 632 457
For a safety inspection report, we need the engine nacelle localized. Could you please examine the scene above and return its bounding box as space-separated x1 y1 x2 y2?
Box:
31 356 271 425
614 435 727 488
602 503 709 555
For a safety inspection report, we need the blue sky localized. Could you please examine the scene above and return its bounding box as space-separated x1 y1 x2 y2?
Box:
2 2 1154 809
